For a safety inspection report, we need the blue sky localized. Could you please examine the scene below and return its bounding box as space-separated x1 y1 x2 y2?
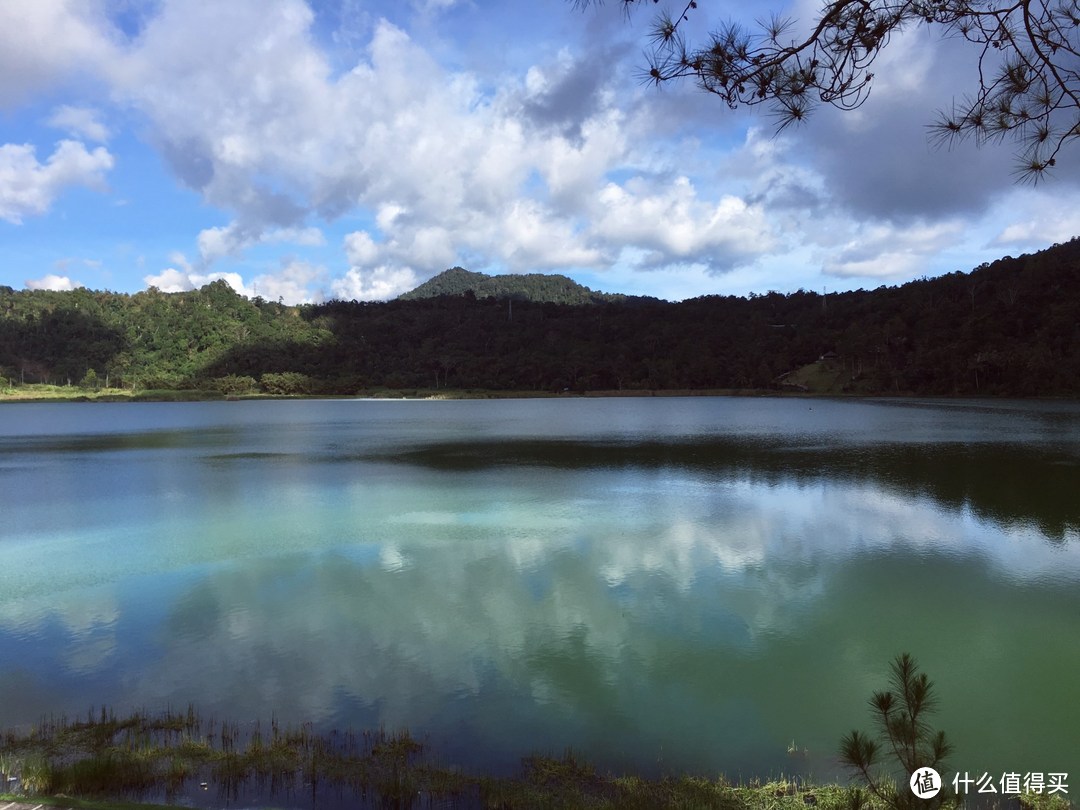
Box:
2 0 1079 304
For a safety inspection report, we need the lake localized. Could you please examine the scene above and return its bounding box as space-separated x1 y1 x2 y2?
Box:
0 396 1077 791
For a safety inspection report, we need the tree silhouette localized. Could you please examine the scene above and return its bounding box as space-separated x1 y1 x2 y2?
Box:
839 653 957 810
573 0 1080 180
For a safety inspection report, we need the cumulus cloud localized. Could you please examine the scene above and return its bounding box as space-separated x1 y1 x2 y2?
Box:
142 268 194 293
0 2 117 107
336 230 418 300
995 217 1080 247
196 224 252 264
823 221 965 279
9 0 1063 303
591 176 775 271
26 273 81 291
144 258 326 305
47 105 110 142
820 220 967 280
143 267 249 297
343 230 379 266
498 200 606 270
0 140 114 223
520 46 626 142
251 259 327 304
332 265 418 301
96 1 790 299
990 190 1080 247
197 222 325 265
113 0 327 219
534 108 630 209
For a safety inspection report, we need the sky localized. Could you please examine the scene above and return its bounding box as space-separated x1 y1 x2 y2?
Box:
2 0 1080 305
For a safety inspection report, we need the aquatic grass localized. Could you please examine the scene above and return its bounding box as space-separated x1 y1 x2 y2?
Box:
18 753 53 793
2 705 1067 809
474 756 847 810
48 752 158 796
0 797 175 810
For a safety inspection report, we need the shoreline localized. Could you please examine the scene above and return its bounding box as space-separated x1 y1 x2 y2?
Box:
3 384 1078 404
0 709 838 810
2 709 1071 810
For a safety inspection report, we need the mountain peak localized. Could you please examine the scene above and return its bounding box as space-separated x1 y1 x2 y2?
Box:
398 267 639 305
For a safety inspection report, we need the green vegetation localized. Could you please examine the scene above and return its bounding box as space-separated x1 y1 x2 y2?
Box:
0 796 190 810
0 706 457 807
0 384 226 403
840 654 955 810
1 654 1075 808
1 703 1072 809
399 266 648 305
2 238 1080 398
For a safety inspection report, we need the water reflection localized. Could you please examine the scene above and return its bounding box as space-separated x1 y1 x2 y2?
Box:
365 437 1080 541
1 398 1078 786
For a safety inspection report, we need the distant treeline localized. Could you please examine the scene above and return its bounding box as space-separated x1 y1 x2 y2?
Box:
2 239 1079 396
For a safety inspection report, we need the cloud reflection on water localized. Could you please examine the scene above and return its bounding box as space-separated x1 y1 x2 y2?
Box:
1 398 1078 781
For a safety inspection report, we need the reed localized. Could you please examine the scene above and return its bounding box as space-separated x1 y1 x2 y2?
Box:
3 706 1071 809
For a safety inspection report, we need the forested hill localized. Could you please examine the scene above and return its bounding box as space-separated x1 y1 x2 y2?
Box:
398 266 646 305
2 239 1079 397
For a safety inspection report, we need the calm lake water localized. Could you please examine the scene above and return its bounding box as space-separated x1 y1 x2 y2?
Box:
1 396 1078 789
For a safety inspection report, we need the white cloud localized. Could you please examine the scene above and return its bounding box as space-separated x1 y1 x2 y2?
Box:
47 105 110 142
196 222 326 265
344 230 380 266
102 3 780 300
497 200 605 270
0 2 117 107
198 272 250 297
823 221 965 279
332 265 418 301
591 176 775 271
114 0 334 214
991 191 1080 247
142 268 248 296
142 268 193 293
26 273 81 291
8 0 1050 302
250 260 327 304
0 140 114 224
391 225 456 268
196 225 245 264
339 227 418 300
168 251 194 275
144 259 325 305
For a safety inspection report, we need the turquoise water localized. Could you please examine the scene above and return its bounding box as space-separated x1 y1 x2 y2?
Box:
0 397 1077 784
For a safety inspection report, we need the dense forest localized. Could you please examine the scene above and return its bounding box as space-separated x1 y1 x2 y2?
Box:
399 266 649 305
2 239 1079 397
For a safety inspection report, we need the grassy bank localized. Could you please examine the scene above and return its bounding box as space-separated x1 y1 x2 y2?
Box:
0 384 557 403
0 708 1072 810
0 382 841 404
0 384 226 403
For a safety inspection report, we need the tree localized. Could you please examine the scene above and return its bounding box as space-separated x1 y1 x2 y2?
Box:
80 368 100 390
573 0 1080 180
839 653 957 810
